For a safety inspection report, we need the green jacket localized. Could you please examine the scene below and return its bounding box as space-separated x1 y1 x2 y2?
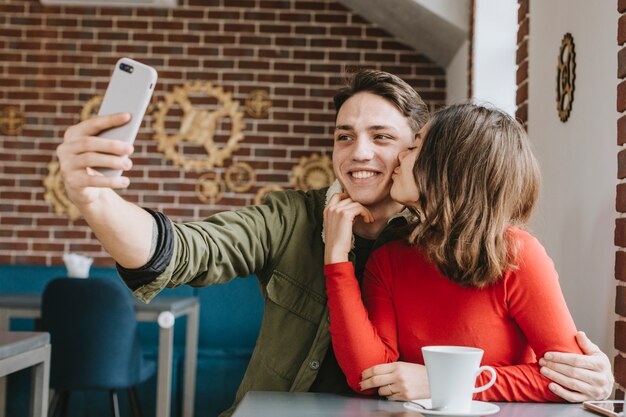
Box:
132 187 407 417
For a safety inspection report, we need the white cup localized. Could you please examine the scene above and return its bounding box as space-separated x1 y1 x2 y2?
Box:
422 346 497 413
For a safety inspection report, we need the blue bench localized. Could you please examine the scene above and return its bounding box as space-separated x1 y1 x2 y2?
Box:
0 264 264 417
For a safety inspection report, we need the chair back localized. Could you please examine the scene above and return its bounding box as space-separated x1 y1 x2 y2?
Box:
42 278 147 390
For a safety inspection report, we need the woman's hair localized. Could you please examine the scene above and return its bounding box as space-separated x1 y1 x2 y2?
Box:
409 103 541 288
333 69 430 134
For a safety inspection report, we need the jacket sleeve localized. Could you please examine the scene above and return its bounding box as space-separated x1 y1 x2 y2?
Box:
324 261 399 394
474 232 583 402
131 191 297 303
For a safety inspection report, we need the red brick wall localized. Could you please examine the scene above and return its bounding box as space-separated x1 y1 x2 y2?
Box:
0 0 446 266
616 0 626 397
516 0 529 129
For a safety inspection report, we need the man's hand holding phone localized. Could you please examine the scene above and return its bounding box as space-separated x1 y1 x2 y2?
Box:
54 57 159 268
57 113 135 208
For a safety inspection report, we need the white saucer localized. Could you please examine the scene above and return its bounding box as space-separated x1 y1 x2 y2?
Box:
404 399 500 417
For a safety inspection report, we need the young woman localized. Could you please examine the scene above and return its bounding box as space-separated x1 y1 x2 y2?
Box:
323 103 583 402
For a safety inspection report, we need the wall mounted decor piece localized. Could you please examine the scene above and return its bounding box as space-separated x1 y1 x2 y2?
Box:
0 106 25 135
195 172 225 204
153 81 246 172
557 33 576 122
225 162 255 193
80 95 103 121
244 90 272 118
290 153 335 191
254 185 284 205
43 161 81 221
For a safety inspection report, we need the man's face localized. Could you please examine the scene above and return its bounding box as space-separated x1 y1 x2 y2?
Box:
332 92 415 210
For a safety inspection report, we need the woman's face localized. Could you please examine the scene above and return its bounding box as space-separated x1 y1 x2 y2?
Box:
390 124 428 207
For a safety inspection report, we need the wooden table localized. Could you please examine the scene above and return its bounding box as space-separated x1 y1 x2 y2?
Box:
0 332 50 417
0 293 199 417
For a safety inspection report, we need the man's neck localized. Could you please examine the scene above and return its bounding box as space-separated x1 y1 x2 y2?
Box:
353 201 404 240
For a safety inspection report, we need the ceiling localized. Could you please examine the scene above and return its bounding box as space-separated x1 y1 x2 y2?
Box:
337 0 469 67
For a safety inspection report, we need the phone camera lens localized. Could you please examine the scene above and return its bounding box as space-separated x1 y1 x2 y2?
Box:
119 63 134 74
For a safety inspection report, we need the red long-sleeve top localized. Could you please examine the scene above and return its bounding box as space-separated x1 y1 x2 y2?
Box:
324 228 582 402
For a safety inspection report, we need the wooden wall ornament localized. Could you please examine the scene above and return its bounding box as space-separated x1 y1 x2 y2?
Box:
153 81 246 172
195 172 225 204
225 162 255 193
0 106 25 135
557 33 576 122
290 153 335 191
245 90 272 118
80 95 103 121
43 161 81 221
254 185 284 205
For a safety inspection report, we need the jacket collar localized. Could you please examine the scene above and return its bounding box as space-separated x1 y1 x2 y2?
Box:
321 180 414 246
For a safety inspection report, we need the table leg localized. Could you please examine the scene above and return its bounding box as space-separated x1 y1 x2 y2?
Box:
29 345 50 417
0 309 9 417
156 316 174 417
182 304 199 417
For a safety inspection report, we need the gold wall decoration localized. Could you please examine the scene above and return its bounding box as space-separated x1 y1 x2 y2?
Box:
254 185 284 205
245 90 272 118
290 153 335 191
557 33 576 122
43 161 81 221
0 106 25 135
195 172 225 204
153 81 246 172
225 162 255 193
80 95 103 121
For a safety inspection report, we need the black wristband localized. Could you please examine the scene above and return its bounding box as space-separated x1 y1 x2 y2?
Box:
116 208 174 291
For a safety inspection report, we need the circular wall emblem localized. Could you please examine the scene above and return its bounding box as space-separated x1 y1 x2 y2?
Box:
80 95 103 121
43 161 81 221
225 162 256 193
153 81 246 172
195 172 225 204
254 185 284 205
245 90 272 118
557 33 576 122
0 106 25 135
290 153 335 191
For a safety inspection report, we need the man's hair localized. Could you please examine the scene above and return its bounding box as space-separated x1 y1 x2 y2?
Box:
408 103 541 288
333 69 430 134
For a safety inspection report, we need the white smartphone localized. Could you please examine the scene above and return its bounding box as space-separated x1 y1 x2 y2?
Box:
95 57 157 176
583 400 624 417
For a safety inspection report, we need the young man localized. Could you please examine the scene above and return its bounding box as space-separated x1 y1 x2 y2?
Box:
57 70 612 415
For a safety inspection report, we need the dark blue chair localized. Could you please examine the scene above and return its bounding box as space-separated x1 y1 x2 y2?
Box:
41 278 156 417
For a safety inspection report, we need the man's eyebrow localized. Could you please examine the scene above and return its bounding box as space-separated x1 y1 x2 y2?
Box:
368 125 398 132
334 124 399 132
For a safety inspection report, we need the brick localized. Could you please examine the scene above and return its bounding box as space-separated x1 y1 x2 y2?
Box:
616 353 626 387
518 0 529 22
620 47 626 79
620 0 626 13
617 286 626 316
279 12 311 22
619 150 626 178
616 218 626 246
618 115 626 145
516 38 528 65
516 60 529 85
517 17 529 44
516 83 528 105
617 252 626 282
621 15 626 46
516 103 528 128
618 183 626 211
619 80 626 112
